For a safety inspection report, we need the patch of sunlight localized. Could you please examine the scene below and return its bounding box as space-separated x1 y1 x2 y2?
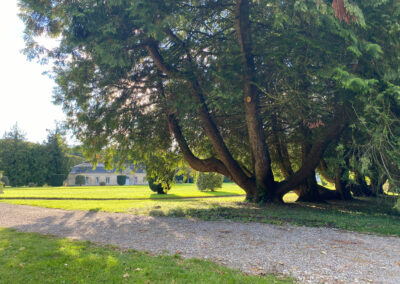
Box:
58 243 82 257
283 191 298 203
106 255 119 267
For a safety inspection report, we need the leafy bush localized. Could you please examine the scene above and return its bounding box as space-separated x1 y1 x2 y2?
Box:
117 175 127 186
196 172 224 192
148 177 168 194
49 174 65 187
1 176 9 186
75 175 85 186
100 181 106 186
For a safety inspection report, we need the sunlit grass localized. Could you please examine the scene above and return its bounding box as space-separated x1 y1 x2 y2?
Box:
0 228 292 283
1 184 399 237
1 183 245 199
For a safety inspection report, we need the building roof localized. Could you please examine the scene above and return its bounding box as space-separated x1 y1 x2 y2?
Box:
70 163 145 175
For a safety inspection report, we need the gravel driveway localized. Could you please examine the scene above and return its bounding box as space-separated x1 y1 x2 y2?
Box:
0 203 399 283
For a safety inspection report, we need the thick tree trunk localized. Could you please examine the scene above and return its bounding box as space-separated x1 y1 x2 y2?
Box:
295 127 324 202
296 171 325 202
271 117 294 179
235 0 275 201
276 109 349 198
334 168 353 200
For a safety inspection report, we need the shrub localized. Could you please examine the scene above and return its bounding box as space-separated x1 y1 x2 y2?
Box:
100 181 106 186
75 175 85 186
117 175 127 186
49 174 65 187
148 177 167 194
196 172 224 192
1 176 9 186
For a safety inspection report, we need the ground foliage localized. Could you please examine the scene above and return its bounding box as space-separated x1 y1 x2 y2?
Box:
18 0 400 203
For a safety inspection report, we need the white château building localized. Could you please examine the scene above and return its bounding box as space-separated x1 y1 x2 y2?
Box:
66 163 147 186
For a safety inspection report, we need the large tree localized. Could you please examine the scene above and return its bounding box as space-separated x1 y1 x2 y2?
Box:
19 0 400 201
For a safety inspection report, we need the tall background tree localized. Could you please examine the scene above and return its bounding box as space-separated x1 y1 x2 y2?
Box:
0 124 84 187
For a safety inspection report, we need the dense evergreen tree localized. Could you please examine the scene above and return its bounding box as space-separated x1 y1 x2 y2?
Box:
18 0 400 202
0 125 82 187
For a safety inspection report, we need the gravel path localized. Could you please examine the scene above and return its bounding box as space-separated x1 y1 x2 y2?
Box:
1 203 399 283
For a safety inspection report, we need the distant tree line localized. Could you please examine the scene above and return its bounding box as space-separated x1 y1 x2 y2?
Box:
0 124 84 187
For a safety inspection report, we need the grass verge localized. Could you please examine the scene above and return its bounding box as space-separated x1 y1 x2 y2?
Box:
0 228 291 283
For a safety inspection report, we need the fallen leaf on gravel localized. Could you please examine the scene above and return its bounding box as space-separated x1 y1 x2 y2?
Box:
123 273 130 278
397 262 400 266
175 251 182 255
279 262 284 265
321 251 327 255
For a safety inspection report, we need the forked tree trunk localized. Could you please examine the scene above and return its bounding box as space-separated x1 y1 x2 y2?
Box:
156 3 350 204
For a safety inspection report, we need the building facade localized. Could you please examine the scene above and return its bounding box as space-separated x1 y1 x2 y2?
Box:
66 163 147 186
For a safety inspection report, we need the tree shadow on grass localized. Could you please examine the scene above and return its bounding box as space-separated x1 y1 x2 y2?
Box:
149 193 181 199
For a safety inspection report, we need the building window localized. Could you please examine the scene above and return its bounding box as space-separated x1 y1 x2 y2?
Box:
85 177 89 185
106 177 110 184
96 177 99 185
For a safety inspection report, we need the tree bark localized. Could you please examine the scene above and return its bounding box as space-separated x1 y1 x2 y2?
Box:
334 168 353 200
276 109 349 198
318 159 336 184
271 117 294 179
295 127 324 202
147 41 256 196
234 0 275 201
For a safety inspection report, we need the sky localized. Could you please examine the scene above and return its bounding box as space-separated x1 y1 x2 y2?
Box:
0 1 66 143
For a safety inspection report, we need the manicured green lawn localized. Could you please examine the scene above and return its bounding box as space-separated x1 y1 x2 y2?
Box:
0 228 291 283
0 183 245 199
1 184 399 237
